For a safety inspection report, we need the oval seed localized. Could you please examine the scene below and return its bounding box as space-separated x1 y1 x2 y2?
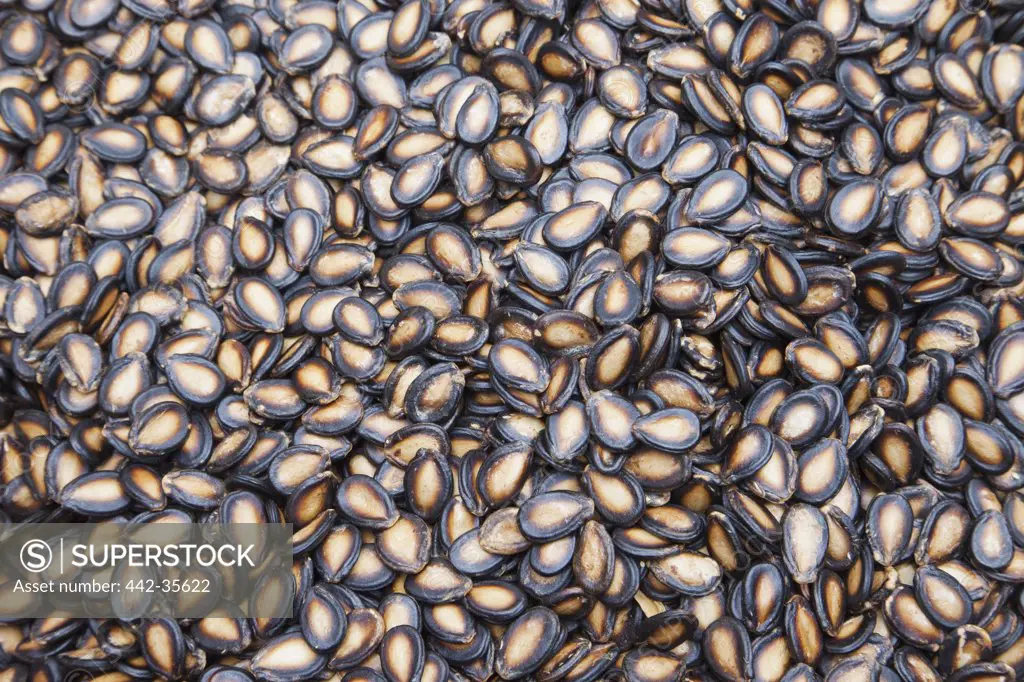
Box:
867 493 914 566
337 474 399 530
59 471 131 516
251 630 326 682
783 504 828 584
519 492 595 541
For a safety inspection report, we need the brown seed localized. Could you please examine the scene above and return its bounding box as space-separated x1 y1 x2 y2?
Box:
518 491 595 542
161 469 225 509
377 511 432 573
329 608 385 669
336 475 399 530
884 586 944 652
59 471 131 516
785 338 844 384
703 617 752 681
867 493 914 566
299 585 346 652
251 630 326 682
783 504 828 584
495 607 563 680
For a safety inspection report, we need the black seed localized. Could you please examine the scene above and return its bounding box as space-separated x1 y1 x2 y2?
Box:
519 492 595 541
867 493 914 566
495 607 562 680
251 630 326 682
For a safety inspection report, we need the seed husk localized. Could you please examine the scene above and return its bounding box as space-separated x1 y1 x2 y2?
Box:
519 491 595 542
867 493 914 566
631 407 700 453
59 471 131 516
649 549 723 597
914 565 970 630
916 402 966 475
782 503 828 584
686 169 748 223
971 510 1014 571
251 630 326 682
477 442 532 507
161 469 225 509
299 584 347 652
336 474 400 530
721 424 774 484
465 580 527 623
130 402 191 456
703 616 752 681
763 244 808 306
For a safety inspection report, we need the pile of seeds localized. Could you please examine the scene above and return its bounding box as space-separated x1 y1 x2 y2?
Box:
3 0 1024 677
